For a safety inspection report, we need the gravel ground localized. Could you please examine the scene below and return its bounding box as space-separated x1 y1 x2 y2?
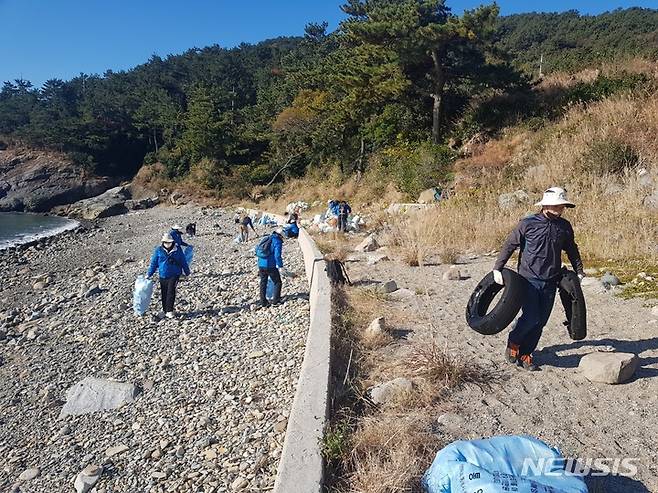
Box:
0 205 309 492
346 248 658 493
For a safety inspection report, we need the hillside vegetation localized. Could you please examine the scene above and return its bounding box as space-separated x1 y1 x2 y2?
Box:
1 3 657 201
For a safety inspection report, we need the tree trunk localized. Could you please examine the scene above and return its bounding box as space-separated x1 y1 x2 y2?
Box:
430 49 446 145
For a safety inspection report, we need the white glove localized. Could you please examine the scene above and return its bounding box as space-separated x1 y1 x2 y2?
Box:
493 270 504 285
578 273 585 282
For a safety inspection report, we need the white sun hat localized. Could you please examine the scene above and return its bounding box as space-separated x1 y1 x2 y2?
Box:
161 233 174 243
535 187 575 208
172 224 182 231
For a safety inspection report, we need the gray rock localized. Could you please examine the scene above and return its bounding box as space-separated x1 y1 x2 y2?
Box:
66 186 131 220
652 306 658 317
418 187 442 204
366 253 389 265
388 288 415 300
436 413 467 432
600 272 621 287
124 197 158 210
442 266 463 281
105 444 129 457
74 464 103 493
365 317 387 338
380 280 398 294
355 234 379 253
18 468 40 481
579 352 638 384
60 377 138 417
231 477 249 491
498 190 530 210
369 377 413 404
84 286 102 298
0 148 114 212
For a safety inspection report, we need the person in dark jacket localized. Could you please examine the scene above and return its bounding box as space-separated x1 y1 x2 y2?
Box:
338 200 352 232
240 214 256 242
257 229 284 307
147 233 190 318
493 187 585 371
170 225 189 248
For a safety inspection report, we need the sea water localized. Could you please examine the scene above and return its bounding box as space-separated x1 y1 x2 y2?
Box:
0 212 79 250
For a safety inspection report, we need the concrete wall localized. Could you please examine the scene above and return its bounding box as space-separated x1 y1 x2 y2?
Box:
237 206 330 491
274 225 330 492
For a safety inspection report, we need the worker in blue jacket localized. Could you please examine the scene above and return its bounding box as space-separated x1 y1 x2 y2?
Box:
256 229 284 307
147 233 190 318
170 224 189 247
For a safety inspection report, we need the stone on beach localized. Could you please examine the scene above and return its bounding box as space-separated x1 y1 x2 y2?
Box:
579 352 638 384
60 377 138 417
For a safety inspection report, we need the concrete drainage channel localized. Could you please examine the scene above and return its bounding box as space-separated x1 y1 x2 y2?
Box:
243 209 330 493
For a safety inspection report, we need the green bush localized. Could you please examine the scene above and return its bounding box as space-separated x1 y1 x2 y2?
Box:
373 141 454 199
581 139 640 176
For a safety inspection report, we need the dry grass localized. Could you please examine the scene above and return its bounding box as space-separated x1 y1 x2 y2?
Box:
388 91 658 264
386 211 442 266
345 414 441 493
402 338 498 396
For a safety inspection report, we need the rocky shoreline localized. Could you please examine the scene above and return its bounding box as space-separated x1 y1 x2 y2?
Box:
0 204 310 492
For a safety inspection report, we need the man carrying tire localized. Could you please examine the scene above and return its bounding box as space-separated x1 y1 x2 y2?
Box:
492 187 585 371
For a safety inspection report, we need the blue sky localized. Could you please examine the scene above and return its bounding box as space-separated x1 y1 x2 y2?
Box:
2 0 656 87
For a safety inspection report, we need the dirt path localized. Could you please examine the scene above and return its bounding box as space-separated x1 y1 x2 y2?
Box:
346 253 658 492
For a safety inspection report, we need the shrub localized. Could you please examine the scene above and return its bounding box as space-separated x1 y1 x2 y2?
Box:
581 139 640 176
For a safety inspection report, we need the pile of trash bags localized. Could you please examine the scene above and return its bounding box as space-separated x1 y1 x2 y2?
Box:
422 435 588 493
133 275 155 316
286 201 309 214
311 211 365 233
257 214 278 226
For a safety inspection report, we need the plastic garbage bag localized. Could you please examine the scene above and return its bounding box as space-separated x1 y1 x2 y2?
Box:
133 275 155 316
184 245 194 267
266 278 275 300
422 435 588 493
233 234 242 244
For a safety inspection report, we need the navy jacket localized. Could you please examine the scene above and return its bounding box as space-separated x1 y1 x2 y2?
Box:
257 233 284 269
494 213 584 281
147 245 190 279
284 222 299 238
170 229 189 247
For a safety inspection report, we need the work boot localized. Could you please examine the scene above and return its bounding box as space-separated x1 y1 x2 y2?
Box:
505 343 520 364
520 354 538 371
165 312 175 319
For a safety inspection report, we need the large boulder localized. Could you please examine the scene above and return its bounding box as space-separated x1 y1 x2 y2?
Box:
578 352 638 384
369 377 413 404
124 196 159 211
66 186 131 220
0 147 114 212
418 187 442 204
498 190 530 210
355 234 379 252
60 377 138 417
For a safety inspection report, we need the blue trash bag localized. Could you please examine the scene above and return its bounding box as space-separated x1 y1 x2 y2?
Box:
266 278 275 300
184 245 194 267
422 435 588 493
133 275 155 316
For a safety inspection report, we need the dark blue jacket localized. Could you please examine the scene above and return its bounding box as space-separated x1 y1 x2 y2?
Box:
170 229 189 247
147 245 190 279
494 213 584 281
284 222 299 238
257 233 284 269
339 203 351 216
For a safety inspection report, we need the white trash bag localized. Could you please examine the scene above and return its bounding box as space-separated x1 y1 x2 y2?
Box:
133 275 155 316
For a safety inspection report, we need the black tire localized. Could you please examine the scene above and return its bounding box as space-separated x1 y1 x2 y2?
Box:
558 269 587 340
465 268 525 335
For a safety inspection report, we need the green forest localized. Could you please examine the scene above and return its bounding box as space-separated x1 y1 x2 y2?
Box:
1 2 657 198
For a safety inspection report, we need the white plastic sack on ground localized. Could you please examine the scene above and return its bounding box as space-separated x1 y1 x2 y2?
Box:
133 275 155 316
313 214 324 224
286 200 309 214
233 234 243 244
422 435 588 493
